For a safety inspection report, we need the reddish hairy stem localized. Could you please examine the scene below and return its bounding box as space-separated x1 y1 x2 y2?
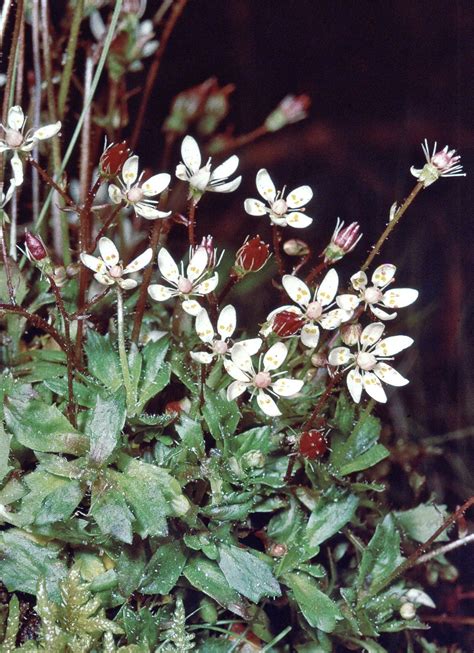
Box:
70 288 110 319
188 202 196 246
216 124 268 155
218 270 241 304
272 224 285 277
305 260 329 285
0 303 68 353
90 204 123 251
28 158 77 209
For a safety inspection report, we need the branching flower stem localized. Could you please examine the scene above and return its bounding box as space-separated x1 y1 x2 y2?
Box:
28 159 77 209
0 303 68 354
188 201 196 246
116 287 134 415
272 224 285 277
305 260 329 285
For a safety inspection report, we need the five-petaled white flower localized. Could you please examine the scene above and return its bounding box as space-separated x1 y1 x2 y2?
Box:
108 155 171 220
410 140 465 187
244 169 313 229
328 322 413 403
148 246 219 316
190 305 262 364
80 237 152 289
175 135 242 202
0 106 61 186
224 341 304 417
336 264 418 321
265 269 353 348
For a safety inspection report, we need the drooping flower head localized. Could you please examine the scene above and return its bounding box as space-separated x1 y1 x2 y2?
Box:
410 140 465 187
244 169 313 229
0 106 61 185
328 322 413 403
108 155 171 219
191 305 262 364
337 264 418 321
224 341 304 417
175 135 241 203
148 246 219 316
80 237 152 289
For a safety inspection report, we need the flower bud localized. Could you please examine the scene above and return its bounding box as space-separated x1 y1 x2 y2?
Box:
323 218 362 263
163 78 216 135
267 542 287 557
197 83 235 136
283 238 309 257
340 323 362 346
242 450 265 469
265 94 311 132
399 602 416 620
310 352 327 368
99 140 130 178
24 231 48 261
235 235 270 274
272 310 305 337
52 266 67 287
299 429 328 459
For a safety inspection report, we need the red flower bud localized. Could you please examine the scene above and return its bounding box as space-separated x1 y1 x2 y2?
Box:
299 429 328 459
99 140 130 178
235 235 270 274
24 231 48 261
272 310 305 337
323 218 362 263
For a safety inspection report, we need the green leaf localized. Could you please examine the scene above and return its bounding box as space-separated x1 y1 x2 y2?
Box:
45 377 97 408
113 469 168 539
84 331 122 391
332 391 355 435
86 390 126 465
2 594 20 650
0 529 67 600
90 488 134 544
140 542 187 594
136 338 171 412
202 387 241 442
218 544 281 603
171 350 198 394
339 444 389 476
307 491 359 547
0 259 27 305
116 543 147 597
330 412 387 475
357 514 404 592
394 504 449 543
35 479 84 525
184 557 247 617
175 416 205 460
228 425 273 456
4 395 88 455
284 571 342 633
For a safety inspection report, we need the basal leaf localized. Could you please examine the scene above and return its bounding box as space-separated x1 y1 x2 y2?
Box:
307 491 359 547
284 571 342 633
84 331 122 391
86 390 126 465
90 487 134 544
140 541 187 594
202 387 241 442
357 514 404 593
218 544 281 603
394 504 449 543
184 556 247 617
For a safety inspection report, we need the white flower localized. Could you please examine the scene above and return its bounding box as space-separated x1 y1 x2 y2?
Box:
108 155 171 220
0 178 16 215
265 269 353 348
244 168 313 229
148 246 219 316
80 237 152 289
224 341 304 417
175 135 241 202
328 322 413 403
337 264 418 321
410 140 465 187
0 106 61 186
191 305 262 364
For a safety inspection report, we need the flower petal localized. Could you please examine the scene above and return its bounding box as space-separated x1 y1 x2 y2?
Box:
211 154 239 181
135 203 171 220
148 284 175 301
235 337 262 356
360 322 385 347
286 185 313 209
371 263 396 288
230 343 254 375
108 184 123 204
300 323 320 348
374 362 409 386
362 372 387 403
285 211 313 228
350 270 367 291
181 135 201 173
336 294 360 311
372 335 414 356
282 274 311 308
370 305 397 320
316 268 339 306
225 360 251 384
94 272 115 286
227 380 248 401
256 391 281 417
194 273 219 295
256 169 276 202
175 163 189 181
195 308 215 343
191 351 214 365
7 106 25 130
186 247 208 281
141 172 170 197
382 287 419 309
318 308 347 330
80 253 106 273
123 248 153 274
117 278 138 290
98 237 119 266
217 304 236 339
328 347 353 366
32 121 61 140
210 176 242 193
272 377 304 397
263 341 288 371
244 198 267 216
10 151 23 186
347 368 363 403
157 247 180 283
122 155 139 188
182 299 203 316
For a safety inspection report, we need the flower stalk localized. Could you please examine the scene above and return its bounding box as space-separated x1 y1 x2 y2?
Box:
116 286 134 415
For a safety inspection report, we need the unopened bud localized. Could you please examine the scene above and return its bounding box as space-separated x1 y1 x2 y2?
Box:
99 140 130 178
242 450 265 469
272 310 305 337
299 429 328 459
267 542 287 558
340 323 362 346
235 235 270 274
323 218 362 263
163 78 216 135
265 94 311 132
52 266 67 287
399 602 416 620
24 231 48 261
283 238 309 257
66 263 81 278
310 352 327 367
198 83 235 136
